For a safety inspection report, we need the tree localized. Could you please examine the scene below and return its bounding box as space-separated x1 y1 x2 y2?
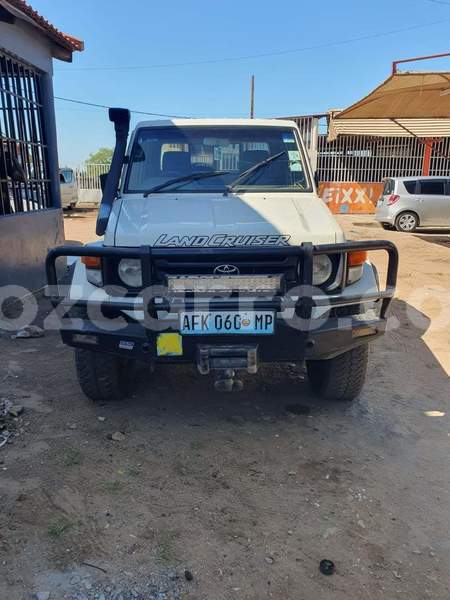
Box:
86 147 113 165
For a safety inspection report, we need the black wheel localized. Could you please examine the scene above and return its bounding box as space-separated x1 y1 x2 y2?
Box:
395 211 418 232
381 223 394 230
306 344 368 402
75 349 137 402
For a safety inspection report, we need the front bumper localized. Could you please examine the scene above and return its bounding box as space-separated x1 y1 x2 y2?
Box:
375 204 395 224
57 311 386 363
46 240 398 364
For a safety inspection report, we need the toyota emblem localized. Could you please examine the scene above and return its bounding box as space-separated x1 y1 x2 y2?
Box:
214 264 240 275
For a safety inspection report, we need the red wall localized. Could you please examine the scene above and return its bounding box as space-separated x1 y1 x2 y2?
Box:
318 182 384 214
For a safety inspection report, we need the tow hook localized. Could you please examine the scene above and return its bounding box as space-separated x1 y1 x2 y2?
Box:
214 369 244 393
197 345 258 391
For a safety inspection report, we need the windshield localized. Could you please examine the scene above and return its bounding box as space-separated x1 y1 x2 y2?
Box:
125 125 311 193
60 169 73 184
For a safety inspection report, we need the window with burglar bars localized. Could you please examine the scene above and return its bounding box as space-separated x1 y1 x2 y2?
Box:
316 134 450 183
0 49 51 216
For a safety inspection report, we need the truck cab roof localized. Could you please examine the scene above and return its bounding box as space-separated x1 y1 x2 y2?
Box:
133 118 298 129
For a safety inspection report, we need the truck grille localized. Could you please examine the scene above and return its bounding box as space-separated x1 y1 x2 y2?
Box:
152 253 299 286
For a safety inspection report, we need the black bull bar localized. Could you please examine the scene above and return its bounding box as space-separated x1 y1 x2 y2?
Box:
45 240 398 322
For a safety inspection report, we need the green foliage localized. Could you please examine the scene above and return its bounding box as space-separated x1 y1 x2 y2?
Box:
48 517 73 537
86 147 113 165
63 447 82 467
104 480 123 493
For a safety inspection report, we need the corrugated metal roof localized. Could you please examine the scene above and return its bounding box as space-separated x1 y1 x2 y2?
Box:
336 72 450 120
1 0 84 52
328 116 450 140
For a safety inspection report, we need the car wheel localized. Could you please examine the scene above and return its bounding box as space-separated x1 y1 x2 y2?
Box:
75 349 138 401
395 212 418 232
306 344 368 402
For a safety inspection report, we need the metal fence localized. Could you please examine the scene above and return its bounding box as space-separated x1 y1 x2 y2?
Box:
428 137 450 176
317 135 425 182
0 48 51 215
316 134 450 182
284 114 450 182
75 163 110 190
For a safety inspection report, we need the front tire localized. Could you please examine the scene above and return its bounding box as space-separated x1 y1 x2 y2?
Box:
395 211 418 232
306 345 368 402
75 349 137 402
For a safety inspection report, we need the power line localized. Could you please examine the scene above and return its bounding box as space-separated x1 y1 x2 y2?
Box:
427 0 450 5
56 18 450 72
54 96 191 118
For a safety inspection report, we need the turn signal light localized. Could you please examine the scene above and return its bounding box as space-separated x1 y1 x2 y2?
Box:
81 256 101 269
387 194 400 205
348 250 367 267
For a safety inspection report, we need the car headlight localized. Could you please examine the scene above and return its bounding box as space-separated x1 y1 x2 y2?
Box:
81 255 103 287
312 255 333 285
346 250 367 285
118 258 142 287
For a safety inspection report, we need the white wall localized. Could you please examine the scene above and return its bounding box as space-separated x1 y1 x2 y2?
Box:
0 18 53 73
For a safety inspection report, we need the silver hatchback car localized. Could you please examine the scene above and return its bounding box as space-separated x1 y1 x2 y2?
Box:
375 176 450 232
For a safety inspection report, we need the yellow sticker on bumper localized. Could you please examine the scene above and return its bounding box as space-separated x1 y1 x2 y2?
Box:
156 333 183 356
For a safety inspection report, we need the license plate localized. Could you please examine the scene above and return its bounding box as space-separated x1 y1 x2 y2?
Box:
180 311 275 335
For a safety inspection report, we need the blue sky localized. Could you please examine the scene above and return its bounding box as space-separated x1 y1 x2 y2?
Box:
31 0 450 166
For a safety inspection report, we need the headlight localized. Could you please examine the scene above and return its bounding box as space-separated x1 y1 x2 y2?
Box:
346 250 367 285
118 259 142 287
81 255 103 287
312 255 333 285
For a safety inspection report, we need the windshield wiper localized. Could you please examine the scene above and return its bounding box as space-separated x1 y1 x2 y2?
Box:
224 151 286 195
143 170 230 197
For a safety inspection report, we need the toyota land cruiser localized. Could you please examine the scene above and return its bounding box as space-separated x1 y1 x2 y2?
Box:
46 110 398 401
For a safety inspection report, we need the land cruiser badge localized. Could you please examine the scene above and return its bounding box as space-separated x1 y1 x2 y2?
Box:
154 234 291 247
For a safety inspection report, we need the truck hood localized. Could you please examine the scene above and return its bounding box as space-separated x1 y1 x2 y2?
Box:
107 192 343 247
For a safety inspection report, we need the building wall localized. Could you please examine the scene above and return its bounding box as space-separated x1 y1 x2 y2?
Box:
318 182 384 214
0 208 63 289
0 17 64 291
0 17 53 73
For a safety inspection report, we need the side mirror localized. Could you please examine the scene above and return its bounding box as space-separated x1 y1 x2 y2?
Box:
99 172 109 193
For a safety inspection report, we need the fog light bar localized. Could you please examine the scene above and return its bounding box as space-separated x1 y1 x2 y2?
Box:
167 274 282 293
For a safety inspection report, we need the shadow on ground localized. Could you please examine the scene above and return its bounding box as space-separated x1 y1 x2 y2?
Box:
1 297 450 600
414 233 450 248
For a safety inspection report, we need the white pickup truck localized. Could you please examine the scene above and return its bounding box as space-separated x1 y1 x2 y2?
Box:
47 110 398 401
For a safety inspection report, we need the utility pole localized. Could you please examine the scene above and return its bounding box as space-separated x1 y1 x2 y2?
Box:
250 75 255 118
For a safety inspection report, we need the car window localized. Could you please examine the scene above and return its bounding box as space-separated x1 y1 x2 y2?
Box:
126 125 311 193
383 179 394 195
60 170 73 184
418 180 445 195
403 180 417 194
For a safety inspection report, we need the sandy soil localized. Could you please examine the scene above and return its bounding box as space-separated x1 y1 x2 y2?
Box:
0 211 449 599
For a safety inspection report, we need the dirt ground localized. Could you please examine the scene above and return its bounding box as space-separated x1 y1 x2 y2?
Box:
1 210 449 600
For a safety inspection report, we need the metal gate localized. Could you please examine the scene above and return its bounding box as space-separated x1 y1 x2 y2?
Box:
316 134 450 183
0 48 51 215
